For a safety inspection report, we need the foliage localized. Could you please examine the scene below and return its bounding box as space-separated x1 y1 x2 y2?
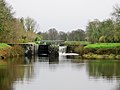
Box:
58 31 67 41
86 19 114 43
67 29 86 41
86 5 120 43
0 0 39 43
9 45 25 57
74 45 84 56
38 29 86 41
24 17 38 33
0 44 24 59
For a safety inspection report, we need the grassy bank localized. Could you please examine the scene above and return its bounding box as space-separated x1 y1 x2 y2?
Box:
85 43 120 49
0 43 24 60
67 43 120 59
0 43 11 50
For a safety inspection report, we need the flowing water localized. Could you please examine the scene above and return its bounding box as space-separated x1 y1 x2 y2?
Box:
0 55 120 90
59 46 79 56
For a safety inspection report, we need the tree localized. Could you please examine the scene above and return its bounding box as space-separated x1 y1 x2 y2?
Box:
86 19 101 43
0 0 14 42
86 19 115 43
112 4 120 42
112 4 120 23
24 17 38 33
48 28 58 40
58 31 67 41
68 29 85 41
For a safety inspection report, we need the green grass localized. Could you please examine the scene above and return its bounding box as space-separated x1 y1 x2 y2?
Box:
85 43 120 49
64 41 91 45
0 43 11 50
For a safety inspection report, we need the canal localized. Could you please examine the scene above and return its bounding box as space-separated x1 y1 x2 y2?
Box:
0 55 120 90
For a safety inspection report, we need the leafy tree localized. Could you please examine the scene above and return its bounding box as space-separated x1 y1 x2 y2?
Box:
68 29 85 41
0 0 14 42
99 19 114 42
112 5 120 42
112 4 120 23
58 31 67 41
86 19 115 43
24 17 38 33
48 28 58 40
86 19 101 43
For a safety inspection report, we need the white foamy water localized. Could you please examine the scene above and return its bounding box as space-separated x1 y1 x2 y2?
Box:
59 46 79 56
59 53 79 56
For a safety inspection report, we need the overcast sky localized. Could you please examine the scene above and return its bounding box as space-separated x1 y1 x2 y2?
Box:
6 0 120 32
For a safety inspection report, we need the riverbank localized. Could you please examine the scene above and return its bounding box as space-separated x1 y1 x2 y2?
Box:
0 43 24 60
66 43 120 60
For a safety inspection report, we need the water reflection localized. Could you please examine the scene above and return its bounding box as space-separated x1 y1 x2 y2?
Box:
0 56 35 90
0 56 120 90
87 60 120 80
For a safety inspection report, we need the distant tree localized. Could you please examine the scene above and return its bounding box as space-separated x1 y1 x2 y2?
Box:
48 28 58 40
24 17 38 33
68 29 85 41
112 4 120 42
112 4 120 23
58 31 67 41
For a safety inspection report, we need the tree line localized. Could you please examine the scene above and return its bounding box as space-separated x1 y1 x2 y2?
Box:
38 28 86 41
86 4 120 43
38 4 120 43
1 0 120 43
0 0 39 43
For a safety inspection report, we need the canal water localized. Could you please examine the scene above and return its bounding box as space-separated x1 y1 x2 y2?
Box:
0 55 120 90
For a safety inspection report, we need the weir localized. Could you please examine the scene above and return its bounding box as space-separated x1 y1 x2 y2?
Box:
59 46 79 56
37 45 79 57
59 46 67 54
8 44 79 58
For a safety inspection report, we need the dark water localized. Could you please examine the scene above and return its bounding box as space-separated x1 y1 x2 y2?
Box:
0 55 120 90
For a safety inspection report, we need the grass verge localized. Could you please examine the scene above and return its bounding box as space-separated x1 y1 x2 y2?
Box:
85 43 120 49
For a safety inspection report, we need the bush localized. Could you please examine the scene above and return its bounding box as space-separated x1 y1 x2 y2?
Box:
74 45 84 56
0 45 25 59
99 36 106 43
10 45 25 57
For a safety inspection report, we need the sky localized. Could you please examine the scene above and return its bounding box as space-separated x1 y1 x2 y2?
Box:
6 0 120 32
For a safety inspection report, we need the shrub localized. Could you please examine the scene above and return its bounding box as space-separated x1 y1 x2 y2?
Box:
74 45 84 56
11 45 25 56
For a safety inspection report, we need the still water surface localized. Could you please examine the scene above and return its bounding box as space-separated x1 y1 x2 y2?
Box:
0 55 120 90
